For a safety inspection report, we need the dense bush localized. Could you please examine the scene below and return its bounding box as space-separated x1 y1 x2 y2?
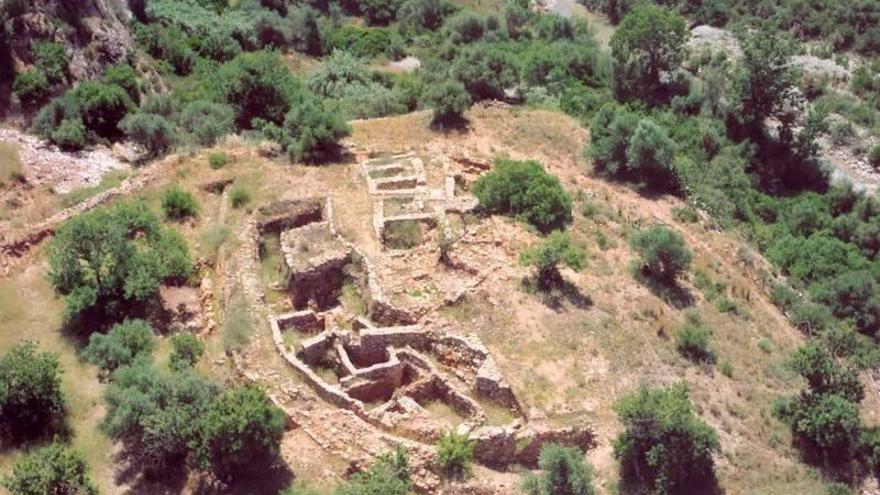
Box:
359 0 401 25
436 431 475 479
83 319 156 378
473 159 572 233
212 51 301 129
336 448 411 495
12 70 49 107
71 82 135 140
522 443 596 495
161 186 199 220
444 12 486 44
192 386 286 480
271 96 351 162
324 26 395 58
812 271 880 335
308 51 406 119
32 41 68 84
451 43 518 101
179 100 234 146
119 112 176 159
425 78 470 125
2 443 97 495
102 64 140 103
613 384 719 494
767 234 869 288
289 6 323 56
50 118 87 151
102 363 217 471
169 332 205 371
610 5 688 104
520 231 587 290
625 118 679 191
47 201 192 319
397 0 452 33
675 313 715 364
229 184 251 208
0 342 65 442
629 225 692 283
136 24 196 75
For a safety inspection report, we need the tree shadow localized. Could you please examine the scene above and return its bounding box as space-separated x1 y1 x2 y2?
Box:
429 114 470 135
192 460 294 495
301 144 356 166
617 470 724 495
633 270 693 309
114 448 189 495
521 277 593 312
0 413 73 456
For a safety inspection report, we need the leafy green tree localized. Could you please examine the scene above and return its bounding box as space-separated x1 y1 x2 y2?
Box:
629 225 692 282
192 386 286 481
47 201 193 319
587 103 639 174
12 70 49 108
767 234 870 288
32 41 68 84
275 96 351 162
451 43 518 101
169 332 205 372
812 270 880 335
178 100 234 146
83 319 156 378
436 431 475 480
360 0 401 25
212 51 302 129
788 343 864 403
613 384 719 494
610 5 688 103
0 342 65 441
425 78 471 125
119 112 176 159
70 82 135 140
784 393 862 464
102 363 218 471
520 231 587 290
522 443 597 495
730 28 799 135
161 186 199 220
473 159 573 233
2 443 97 495
625 118 678 191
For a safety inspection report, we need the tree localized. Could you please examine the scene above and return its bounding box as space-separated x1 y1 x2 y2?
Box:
275 95 351 163
178 100 234 146
613 384 719 494
290 6 323 56
425 79 471 125
83 319 156 378
473 159 573 233
785 393 862 464
360 0 401 25
119 112 176 159
520 231 587 290
451 43 519 101
397 0 451 33
610 5 688 103
70 82 135 140
192 386 286 481
169 332 205 372
523 443 597 495
788 343 863 403
625 118 678 191
436 431 475 480
629 225 692 282
102 363 218 471
0 342 65 441
587 104 639 175
730 27 799 136
212 51 302 129
2 443 97 495
47 201 193 319
812 270 880 336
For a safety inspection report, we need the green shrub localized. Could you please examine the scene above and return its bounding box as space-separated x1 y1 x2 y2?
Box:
32 41 68 84
275 96 351 162
142 93 175 118
83 319 155 378
169 332 205 371
119 112 176 159
2 443 97 495
522 443 596 495
0 342 65 442
436 431 475 479
868 144 880 169
48 201 193 319
520 231 587 290
208 152 231 169
613 383 719 493
425 78 471 125
444 12 486 44
212 51 302 129
720 360 733 377
626 118 679 191
451 43 519 101
675 315 715 363
382 219 422 249
229 185 251 209
102 64 140 103
472 159 572 233
192 386 286 481
629 225 692 282
397 0 452 33
71 81 135 140
192 29 241 62
12 70 49 107
50 119 87 151
336 448 411 495
180 100 234 146
360 0 401 25
161 186 199 220
289 6 323 56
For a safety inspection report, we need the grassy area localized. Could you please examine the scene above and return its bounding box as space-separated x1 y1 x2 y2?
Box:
56 169 129 208
0 258 115 492
0 140 22 184
382 219 423 249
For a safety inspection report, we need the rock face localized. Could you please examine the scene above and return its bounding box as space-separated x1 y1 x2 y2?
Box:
4 0 133 82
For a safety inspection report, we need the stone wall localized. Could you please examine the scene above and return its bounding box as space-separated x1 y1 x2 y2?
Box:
470 423 596 468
